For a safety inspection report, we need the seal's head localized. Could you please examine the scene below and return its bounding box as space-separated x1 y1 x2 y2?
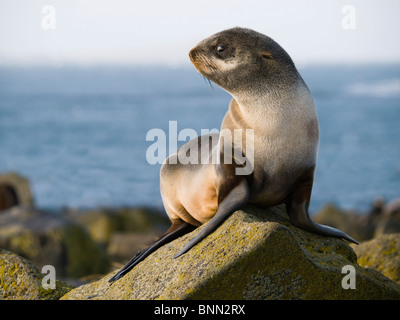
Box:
189 27 299 95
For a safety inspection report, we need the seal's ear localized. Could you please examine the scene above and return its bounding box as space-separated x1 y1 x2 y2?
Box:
261 51 274 60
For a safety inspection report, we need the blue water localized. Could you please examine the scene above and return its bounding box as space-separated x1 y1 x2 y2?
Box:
0 65 399 213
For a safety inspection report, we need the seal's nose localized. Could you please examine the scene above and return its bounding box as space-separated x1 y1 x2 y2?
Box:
188 47 198 63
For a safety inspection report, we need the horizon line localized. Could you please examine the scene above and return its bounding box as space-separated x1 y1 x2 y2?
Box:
1 59 400 70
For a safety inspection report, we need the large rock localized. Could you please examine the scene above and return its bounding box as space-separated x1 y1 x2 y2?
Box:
0 207 110 278
61 205 400 300
353 234 400 285
0 249 73 300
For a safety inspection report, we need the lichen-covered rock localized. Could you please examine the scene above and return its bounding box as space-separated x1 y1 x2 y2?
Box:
352 234 400 285
0 207 110 278
61 205 400 300
0 249 73 300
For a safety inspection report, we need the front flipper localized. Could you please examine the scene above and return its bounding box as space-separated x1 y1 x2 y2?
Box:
174 178 250 258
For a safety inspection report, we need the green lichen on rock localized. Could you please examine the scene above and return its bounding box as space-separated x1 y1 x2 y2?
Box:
61 205 400 300
0 249 73 300
352 233 400 285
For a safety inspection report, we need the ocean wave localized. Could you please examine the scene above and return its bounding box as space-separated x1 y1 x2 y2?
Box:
347 78 400 97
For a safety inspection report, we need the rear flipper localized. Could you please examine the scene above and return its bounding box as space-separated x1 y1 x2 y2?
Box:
286 176 359 245
108 221 196 282
174 178 250 258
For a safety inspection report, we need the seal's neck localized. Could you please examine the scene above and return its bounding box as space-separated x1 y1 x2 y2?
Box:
227 77 315 130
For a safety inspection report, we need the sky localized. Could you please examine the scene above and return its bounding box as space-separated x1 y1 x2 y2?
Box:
0 0 399 67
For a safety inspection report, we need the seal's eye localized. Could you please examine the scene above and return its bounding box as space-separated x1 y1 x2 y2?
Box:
216 45 226 53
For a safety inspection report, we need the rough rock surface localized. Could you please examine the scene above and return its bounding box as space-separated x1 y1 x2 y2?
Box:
0 249 73 300
61 205 400 300
352 234 400 285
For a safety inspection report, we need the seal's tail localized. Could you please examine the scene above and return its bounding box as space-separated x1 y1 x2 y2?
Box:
108 221 196 283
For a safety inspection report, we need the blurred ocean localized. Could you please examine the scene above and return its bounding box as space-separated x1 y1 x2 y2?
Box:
0 64 399 213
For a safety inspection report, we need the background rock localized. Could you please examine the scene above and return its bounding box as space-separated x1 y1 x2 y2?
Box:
313 199 400 242
0 172 34 211
313 204 373 241
0 207 110 278
352 234 400 285
65 207 169 264
107 232 160 263
0 248 73 300
61 205 400 300
374 198 400 237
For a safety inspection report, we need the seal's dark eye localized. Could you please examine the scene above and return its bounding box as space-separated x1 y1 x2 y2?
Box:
216 45 226 53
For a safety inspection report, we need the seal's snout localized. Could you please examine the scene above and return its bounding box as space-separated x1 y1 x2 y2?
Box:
189 47 206 73
188 47 197 63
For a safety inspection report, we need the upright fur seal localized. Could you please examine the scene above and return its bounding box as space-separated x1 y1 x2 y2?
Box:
109 27 357 282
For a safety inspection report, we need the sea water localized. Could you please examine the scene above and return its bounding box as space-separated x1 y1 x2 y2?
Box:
0 64 399 213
